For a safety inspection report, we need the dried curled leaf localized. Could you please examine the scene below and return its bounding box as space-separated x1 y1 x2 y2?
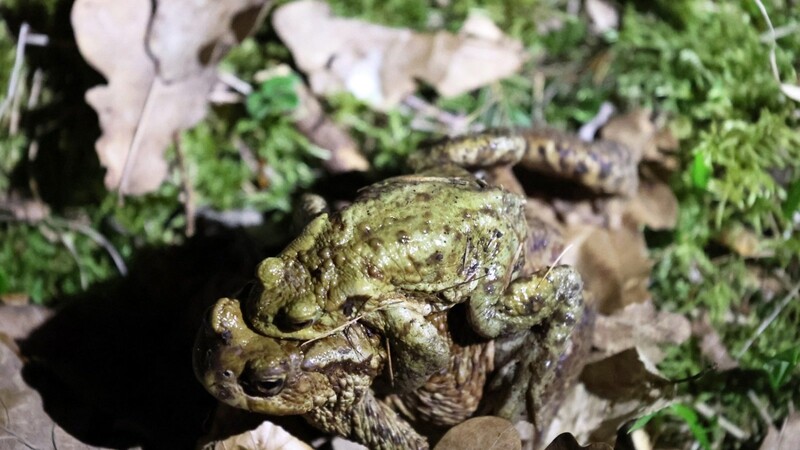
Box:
273 1 523 109
544 433 612 450
72 0 270 195
543 349 675 444
0 306 101 449
759 412 800 450
624 178 678 230
593 300 691 364
204 420 313 450
435 416 521 450
565 225 653 314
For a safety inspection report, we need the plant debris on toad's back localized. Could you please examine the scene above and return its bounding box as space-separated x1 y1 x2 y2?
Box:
194 129 640 448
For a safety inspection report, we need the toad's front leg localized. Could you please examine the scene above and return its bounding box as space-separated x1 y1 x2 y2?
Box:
365 301 452 392
471 266 587 426
467 265 584 339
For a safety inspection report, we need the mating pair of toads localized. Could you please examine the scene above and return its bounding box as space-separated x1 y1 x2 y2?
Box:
193 129 640 449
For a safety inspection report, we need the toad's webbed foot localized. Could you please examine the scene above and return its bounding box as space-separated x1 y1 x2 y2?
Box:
409 129 639 196
467 265 584 339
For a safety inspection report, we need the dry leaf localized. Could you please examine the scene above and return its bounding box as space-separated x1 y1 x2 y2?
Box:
585 0 619 33
543 349 675 444
255 65 369 173
0 305 52 339
0 194 50 223
593 300 691 364
564 225 652 314
543 433 612 450
759 411 800 450
601 109 678 171
718 224 773 258
205 420 312 450
434 416 521 450
272 1 523 109
624 178 678 230
293 78 369 173
692 313 738 370
0 306 103 450
72 0 270 195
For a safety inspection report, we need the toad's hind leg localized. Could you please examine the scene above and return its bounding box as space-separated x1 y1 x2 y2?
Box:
467 265 584 339
408 129 639 196
488 305 592 429
307 389 430 450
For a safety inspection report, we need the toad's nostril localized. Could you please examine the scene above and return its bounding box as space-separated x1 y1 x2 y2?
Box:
240 367 286 397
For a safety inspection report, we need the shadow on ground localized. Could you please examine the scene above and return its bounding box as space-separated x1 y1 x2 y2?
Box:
18 224 315 449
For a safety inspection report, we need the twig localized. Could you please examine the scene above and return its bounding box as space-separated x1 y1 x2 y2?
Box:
694 401 749 440
27 68 44 109
0 23 29 123
385 337 394 387
578 102 616 141
299 300 403 347
0 24 48 124
173 132 196 237
56 229 88 289
534 243 574 291
752 0 800 101
747 390 774 426
55 219 128 276
402 95 472 134
735 281 800 359
299 316 364 348
218 72 253 95
117 77 158 200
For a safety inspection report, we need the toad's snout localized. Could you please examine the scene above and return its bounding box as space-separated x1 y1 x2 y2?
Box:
193 297 325 415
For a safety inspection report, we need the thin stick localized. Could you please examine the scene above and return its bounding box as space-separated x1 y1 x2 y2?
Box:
747 390 774 426
299 300 403 347
752 0 800 101
735 281 800 359
117 77 158 200
56 219 128 276
56 229 88 289
385 337 394 387
534 243 574 291
0 23 29 122
752 0 781 80
694 401 748 440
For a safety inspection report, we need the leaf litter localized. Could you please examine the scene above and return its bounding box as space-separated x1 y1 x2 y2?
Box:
6 2 698 449
71 0 271 195
272 0 524 109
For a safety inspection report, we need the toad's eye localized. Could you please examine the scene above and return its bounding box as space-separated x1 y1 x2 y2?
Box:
275 310 315 332
237 281 263 303
276 302 320 332
240 369 286 397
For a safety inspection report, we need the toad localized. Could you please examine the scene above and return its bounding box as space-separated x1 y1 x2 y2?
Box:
232 129 635 390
